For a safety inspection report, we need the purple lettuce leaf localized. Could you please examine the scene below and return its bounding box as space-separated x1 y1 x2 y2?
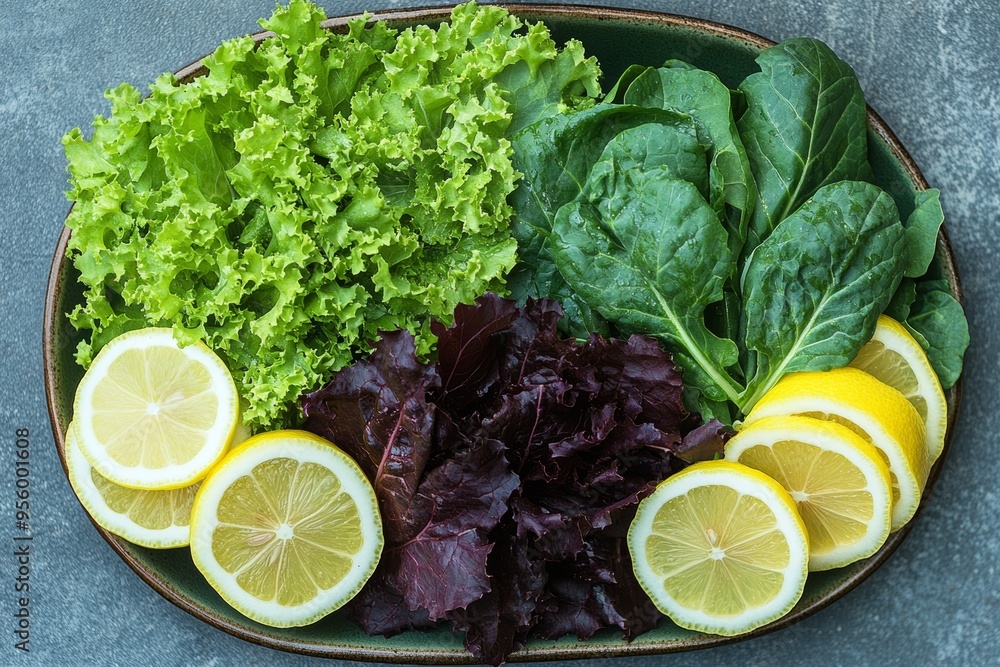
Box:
497 298 573 392
576 334 688 432
303 294 706 663
533 577 625 641
394 438 519 620
348 562 435 636
447 526 547 666
608 538 661 640
533 538 658 641
675 418 731 463
301 330 439 543
438 297 689 655
432 293 519 416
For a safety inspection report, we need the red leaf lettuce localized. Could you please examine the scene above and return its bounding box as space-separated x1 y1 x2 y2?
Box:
302 293 726 664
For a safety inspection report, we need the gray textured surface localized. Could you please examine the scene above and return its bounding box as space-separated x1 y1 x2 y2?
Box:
1 0 997 664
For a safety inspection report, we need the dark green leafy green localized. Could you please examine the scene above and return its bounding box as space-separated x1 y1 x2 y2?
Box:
584 123 711 206
740 181 907 407
603 64 647 104
906 280 969 389
509 34 966 417
551 168 741 404
662 59 698 70
509 104 700 264
885 277 918 321
624 65 756 248
737 38 871 251
508 104 707 334
613 65 755 349
902 189 946 278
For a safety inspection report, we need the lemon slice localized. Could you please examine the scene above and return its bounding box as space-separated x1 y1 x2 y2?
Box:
73 327 239 490
189 430 383 627
628 460 809 636
725 415 892 571
744 367 927 531
65 423 199 548
849 315 948 464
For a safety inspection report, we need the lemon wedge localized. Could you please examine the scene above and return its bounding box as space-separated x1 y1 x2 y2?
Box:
189 430 383 627
744 368 927 531
73 327 239 490
726 415 892 571
65 423 199 548
628 460 809 636
849 315 948 464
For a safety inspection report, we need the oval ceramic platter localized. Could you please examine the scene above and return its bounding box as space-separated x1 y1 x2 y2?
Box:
44 4 963 663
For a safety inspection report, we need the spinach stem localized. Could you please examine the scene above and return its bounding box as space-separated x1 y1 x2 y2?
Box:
649 284 744 404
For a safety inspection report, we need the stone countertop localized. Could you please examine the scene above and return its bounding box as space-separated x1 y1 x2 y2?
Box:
1 0 996 664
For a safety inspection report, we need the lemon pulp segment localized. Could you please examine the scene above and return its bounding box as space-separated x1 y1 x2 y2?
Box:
850 315 948 463
744 368 927 531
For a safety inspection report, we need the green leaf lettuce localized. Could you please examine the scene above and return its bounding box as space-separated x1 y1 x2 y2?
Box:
63 0 601 429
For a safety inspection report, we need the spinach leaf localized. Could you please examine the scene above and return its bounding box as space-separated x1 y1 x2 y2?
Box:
510 104 700 258
662 59 698 70
506 37 966 421
884 277 917 321
740 181 907 409
624 66 756 247
902 189 945 278
551 169 742 404
603 64 648 104
905 281 969 389
620 66 756 348
508 104 707 335
584 122 711 208
602 60 702 104
737 38 871 252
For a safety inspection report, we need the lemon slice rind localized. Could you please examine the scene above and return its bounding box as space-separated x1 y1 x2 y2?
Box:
73 327 238 490
65 424 197 549
628 460 809 637
725 415 893 571
744 368 927 532
189 431 383 628
850 315 948 464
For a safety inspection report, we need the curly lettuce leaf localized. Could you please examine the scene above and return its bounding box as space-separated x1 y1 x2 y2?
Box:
63 0 600 429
